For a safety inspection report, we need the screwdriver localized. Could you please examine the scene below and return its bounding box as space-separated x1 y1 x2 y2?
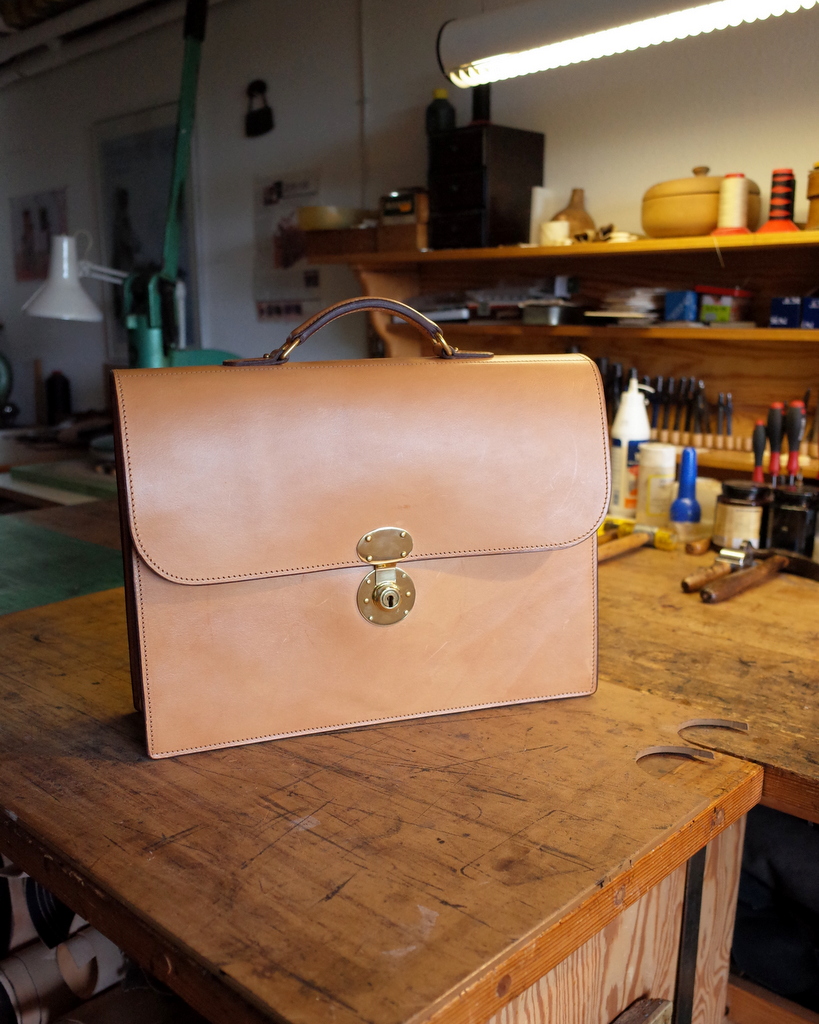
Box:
752 420 767 483
662 377 675 430
609 363 623 421
767 402 784 484
651 375 664 429
684 378 697 432
725 393 733 448
786 400 806 483
673 377 688 432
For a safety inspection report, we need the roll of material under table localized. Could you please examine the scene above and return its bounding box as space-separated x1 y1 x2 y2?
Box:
0 861 37 959
0 928 125 1024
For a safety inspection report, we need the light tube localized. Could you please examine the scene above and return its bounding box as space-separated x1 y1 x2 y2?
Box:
446 0 817 87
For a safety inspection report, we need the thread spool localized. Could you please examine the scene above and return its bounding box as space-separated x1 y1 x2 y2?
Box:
806 162 819 231
758 168 799 233
712 173 750 236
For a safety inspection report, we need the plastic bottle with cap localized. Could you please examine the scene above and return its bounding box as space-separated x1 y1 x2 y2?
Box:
609 372 651 518
670 447 702 541
425 88 456 135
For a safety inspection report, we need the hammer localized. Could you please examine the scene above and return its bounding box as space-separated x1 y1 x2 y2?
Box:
598 524 677 563
682 546 819 603
681 545 753 592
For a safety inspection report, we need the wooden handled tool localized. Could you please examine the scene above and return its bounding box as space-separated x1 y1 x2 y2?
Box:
685 536 712 556
700 555 789 604
681 561 733 592
598 532 651 562
681 545 752 592
597 527 621 546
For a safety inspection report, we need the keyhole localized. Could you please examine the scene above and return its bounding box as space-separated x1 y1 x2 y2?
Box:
374 584 401 611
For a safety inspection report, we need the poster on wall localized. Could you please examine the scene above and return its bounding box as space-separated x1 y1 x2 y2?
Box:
253 170 322 321
94 104 198 362
9 188 68 281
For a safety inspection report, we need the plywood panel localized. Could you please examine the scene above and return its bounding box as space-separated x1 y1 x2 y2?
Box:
727 976 819 1024
488 865 684 1024
693 819 746 1024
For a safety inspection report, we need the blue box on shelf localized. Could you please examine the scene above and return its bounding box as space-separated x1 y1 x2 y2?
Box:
664 290 698 322
769 296 802 328
801 296 819 329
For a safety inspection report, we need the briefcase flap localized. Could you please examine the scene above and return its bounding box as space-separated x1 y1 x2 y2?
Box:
113 355 609 585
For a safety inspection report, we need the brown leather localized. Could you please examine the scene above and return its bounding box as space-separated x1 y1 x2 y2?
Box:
223 297 481 366
112 343 610 758
289 297 443 347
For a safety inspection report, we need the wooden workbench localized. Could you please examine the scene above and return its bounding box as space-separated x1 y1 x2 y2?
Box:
10 499 814 824
598 547 819 825
0 587 760 1024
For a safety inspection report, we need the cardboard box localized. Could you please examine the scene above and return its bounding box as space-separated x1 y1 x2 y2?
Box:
801 296 819 329
769 296 802 328
304 227 377 260
376 223 428 252
664 290 698 322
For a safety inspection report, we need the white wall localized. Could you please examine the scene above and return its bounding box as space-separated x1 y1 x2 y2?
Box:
1 0 819 423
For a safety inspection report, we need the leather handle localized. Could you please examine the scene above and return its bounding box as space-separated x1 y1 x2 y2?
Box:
224 297 493 366
288 298 448 356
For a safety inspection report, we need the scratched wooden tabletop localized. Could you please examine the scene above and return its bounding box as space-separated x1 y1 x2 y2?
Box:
599 545 819 824
0 588 759 1024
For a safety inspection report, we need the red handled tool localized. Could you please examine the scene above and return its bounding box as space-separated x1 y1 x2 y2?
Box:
767 402 784 483
786 400 806 483
752 419 767 483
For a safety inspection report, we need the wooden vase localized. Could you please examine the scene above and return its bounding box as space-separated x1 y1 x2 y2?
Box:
551 188 595 238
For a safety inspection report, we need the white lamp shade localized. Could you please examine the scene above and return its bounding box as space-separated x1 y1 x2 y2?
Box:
23 235 103 322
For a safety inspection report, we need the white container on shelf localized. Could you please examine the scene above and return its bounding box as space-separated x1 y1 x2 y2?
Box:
635 442 677 526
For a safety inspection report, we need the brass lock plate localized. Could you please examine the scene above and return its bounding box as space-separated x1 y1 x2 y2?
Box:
357 567 416 625
356 527 413 564
356 528 415 625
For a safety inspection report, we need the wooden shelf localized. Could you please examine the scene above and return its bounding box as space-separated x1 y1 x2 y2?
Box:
334 234 819 480
314 230 819 268
435 323 819 344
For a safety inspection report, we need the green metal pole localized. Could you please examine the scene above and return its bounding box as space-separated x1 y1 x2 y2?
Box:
161 0 207 286
128 0 207 367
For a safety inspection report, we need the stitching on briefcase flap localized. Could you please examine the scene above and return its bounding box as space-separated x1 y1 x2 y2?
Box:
115 358 610 586
136 537 599 758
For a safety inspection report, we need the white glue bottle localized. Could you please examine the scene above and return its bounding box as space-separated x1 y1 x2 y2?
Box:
610 374 651 518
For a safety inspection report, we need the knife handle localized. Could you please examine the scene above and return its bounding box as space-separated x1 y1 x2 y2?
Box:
700 555 788 604
681 562 732 593
598 533 650 563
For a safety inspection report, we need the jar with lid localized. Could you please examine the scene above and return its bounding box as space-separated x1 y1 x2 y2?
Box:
761 485 819 557
712 481 773 549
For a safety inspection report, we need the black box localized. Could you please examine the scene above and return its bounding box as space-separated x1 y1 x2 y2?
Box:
428 124 544 249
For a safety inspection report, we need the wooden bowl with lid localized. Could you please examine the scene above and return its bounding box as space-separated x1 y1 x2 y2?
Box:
642 167 760 237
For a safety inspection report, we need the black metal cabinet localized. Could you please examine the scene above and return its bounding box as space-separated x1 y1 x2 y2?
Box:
427 124 544 249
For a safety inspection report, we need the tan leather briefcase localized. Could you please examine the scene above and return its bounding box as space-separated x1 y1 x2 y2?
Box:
112 298 610 758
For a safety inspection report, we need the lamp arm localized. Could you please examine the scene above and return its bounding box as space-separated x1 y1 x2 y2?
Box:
79 260 129 285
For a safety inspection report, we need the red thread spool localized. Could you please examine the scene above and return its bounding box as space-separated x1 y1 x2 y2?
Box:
757 168 799 233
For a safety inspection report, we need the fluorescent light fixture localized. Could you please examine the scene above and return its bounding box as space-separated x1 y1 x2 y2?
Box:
440 0 817 87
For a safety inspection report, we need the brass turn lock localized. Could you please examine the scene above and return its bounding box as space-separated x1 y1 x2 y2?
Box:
356 527 415 625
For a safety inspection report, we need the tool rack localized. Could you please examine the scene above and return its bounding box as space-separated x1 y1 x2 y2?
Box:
316 233 819 476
